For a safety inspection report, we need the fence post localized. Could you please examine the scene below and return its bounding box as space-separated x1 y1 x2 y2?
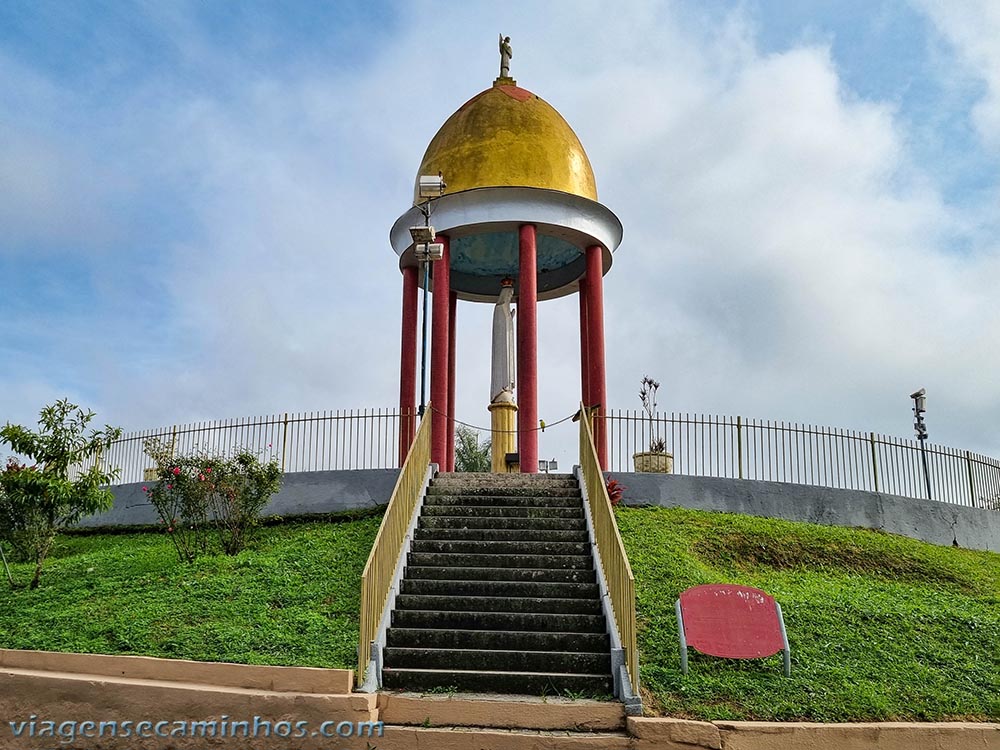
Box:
869 432 879 493
736 416 743 480
965 450 977 507
281 413 289 472
169 426 177 459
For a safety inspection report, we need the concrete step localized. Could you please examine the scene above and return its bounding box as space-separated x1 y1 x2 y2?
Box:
413 527 589 543
395 594 601 615
419 516 586 531
376 693 626 732
407 552 593 569
383 647 611 674
390 609 607 633
400 579 599 600
404 566 597 583
386 627 610 653
433 472 578 487
424 494 582 508
428 485 581 498
373 724 629 750
420 505 583 518
410 539 591 556
381 667 613 696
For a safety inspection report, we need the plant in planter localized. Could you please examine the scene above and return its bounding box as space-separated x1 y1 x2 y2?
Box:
633 376 673 473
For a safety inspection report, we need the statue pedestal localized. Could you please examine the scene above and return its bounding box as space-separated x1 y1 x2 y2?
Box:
488 401 518 473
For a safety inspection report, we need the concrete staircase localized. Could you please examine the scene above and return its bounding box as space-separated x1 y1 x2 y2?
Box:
382 472 614 695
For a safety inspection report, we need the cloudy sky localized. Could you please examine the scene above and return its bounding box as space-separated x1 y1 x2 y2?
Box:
2 0 999 468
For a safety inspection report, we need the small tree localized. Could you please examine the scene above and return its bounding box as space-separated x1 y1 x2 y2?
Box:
0 400 121 589
455 426 491 472
143 438 282 561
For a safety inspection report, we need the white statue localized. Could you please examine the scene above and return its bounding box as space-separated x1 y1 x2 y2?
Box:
499 34 512 79
491 278 516 404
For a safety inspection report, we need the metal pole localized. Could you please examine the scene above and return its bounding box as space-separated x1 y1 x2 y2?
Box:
736 416 743 480
919 435 931 500
869 432 879 493
419 259 430 418
965 450 977 507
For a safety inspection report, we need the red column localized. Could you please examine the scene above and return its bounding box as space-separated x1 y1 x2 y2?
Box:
430 235 451 469
585 245 608 469
398 266 418 466
579 274 591 408
518 224 538 473
447 291 457 472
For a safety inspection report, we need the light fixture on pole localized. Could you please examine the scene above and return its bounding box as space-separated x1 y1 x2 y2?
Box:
412 174 446 418
538 458 559 474
910 388 931 500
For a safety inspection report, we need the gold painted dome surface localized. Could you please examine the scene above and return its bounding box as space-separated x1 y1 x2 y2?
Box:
415 83 598 203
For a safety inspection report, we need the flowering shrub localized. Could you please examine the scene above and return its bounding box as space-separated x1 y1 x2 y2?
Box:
0 400 120 589
143 439 282 562
0 459 50 570
606 476 626 507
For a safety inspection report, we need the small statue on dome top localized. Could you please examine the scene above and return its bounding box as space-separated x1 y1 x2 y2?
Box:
499 34 513 79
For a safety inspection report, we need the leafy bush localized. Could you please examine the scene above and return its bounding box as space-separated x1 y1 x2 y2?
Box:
455 426 491 472
143 439 282 561
0 400 121 589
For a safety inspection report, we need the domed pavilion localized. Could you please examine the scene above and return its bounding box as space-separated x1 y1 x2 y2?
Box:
391 52 622 473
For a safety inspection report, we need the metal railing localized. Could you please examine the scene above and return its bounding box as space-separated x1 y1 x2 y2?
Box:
602 410 1000 509
96 409 403 484
357 411 432 686
579 404 639 693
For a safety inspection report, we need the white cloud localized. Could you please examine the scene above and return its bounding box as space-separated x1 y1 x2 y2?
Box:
916 0 1000 150
1 1 1000 469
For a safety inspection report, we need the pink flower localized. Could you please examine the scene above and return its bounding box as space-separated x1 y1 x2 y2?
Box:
205 467 212 474
142 486 148 492
198 473 205 481
167 483 173 490
172 466 181 476
167 526 174 533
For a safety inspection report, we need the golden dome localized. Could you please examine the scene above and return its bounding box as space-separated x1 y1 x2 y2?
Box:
415 82 598 203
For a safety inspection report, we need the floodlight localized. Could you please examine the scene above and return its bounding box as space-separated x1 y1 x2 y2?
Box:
409 225 436 244
415 243 444 262
418 174 446 198
910 388 926 414
548 458 558 471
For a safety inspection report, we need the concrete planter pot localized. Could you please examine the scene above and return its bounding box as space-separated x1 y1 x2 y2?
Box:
632 451 674 473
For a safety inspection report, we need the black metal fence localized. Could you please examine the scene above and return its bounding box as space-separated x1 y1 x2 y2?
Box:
602 410 1000 510
96 409 402 484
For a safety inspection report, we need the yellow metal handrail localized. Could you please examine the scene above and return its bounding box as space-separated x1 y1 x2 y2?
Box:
579 403 639 693
357 410 432 685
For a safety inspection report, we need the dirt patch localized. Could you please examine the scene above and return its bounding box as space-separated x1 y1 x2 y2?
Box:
693 533 974 590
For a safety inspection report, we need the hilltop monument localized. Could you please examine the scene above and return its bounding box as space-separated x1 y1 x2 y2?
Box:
391 38 622 472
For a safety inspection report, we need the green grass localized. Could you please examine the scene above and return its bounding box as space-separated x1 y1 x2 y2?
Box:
0 515 380 668
1 505 998 722
617 506 1000 721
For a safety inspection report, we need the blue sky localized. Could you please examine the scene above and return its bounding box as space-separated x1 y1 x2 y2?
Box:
2 1 1000 466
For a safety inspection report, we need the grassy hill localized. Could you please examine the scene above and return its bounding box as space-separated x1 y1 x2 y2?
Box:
0 505 997 721
617 506 1000 721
